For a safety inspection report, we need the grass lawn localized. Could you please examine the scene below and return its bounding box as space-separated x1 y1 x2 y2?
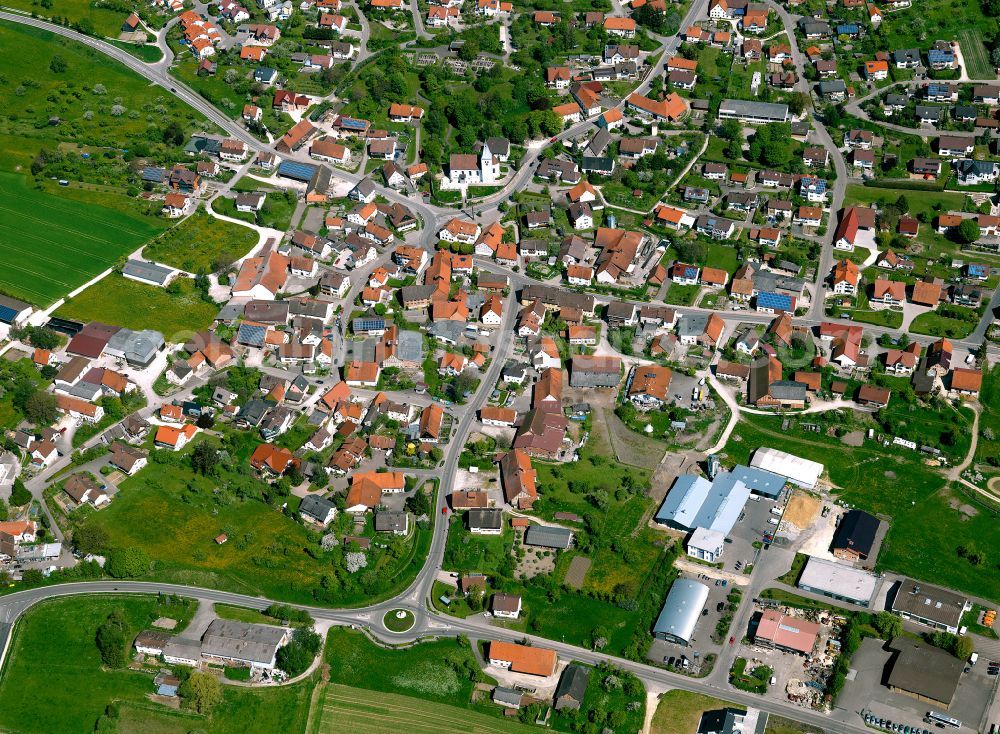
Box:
3 0 137 37
324 628 489 705
143 209 259 274
975 365 1000 483
0 171 164 305
724 414 1000 603
57 272 217 337
211 191 297 232
85 440 432 606
317 683 538 734
847 308 904 329
0 594 306 734
704 243 740 275
650 690 743 734
909 310 978 338
442 516 514 574
664 283 700 306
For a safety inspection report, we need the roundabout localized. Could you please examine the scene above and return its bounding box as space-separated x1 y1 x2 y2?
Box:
382 609 415 633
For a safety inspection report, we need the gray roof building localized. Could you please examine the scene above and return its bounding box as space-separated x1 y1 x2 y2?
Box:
375 510 409 534
524 525 573 549
122 260 174 287
653 578 710 645
886 638 964 708
103 328 164 368
891 579 969 633
718 99 789 123
468 508 503 533
555 664 590 710
200 619 289 669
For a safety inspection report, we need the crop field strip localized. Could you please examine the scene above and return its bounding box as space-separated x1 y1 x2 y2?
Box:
318 684 540 734
0 173 156 304
958 29 992 79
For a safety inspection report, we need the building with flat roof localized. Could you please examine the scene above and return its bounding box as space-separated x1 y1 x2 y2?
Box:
687 527 726 563
886 638 964 709
749 447 823 489
655 472 751 535
890 579 970 634
797 556 879 607
652 578 710 645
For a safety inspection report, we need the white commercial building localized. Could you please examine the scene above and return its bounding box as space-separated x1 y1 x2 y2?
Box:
687 527 726 563
749 447 824 489
797 556 879 607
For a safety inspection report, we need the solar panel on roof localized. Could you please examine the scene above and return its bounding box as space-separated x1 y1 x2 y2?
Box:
0 306 18 324
352 318 385 332
238 323 266 346
276 161 318 182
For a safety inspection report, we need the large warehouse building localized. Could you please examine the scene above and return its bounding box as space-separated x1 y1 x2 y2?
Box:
653 578 710 646
655 473 751 535
749 447 824 489
886 639 964 709
797 556 879 607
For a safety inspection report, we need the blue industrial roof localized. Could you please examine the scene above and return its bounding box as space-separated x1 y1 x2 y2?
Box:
655 472 750 535
237 322 267 347
757 291 794 311
276 160 318 182
728 464 786 498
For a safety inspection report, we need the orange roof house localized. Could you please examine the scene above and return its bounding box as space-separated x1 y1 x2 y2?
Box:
488 641 557 677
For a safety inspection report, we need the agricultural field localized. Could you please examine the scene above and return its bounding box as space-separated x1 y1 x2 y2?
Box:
0 171 163 305
317 683 540 734
142 209 260 274
57 272 217 338
0 594 310 734
957 28 994 79
724 414 1000 604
